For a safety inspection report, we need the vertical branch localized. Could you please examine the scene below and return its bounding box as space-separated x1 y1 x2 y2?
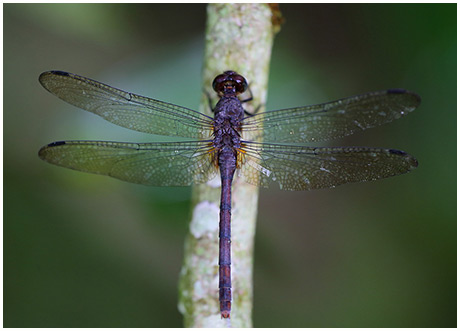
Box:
178 4 280 328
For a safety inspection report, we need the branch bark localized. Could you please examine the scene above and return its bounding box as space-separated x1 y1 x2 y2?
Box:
178 4 280 327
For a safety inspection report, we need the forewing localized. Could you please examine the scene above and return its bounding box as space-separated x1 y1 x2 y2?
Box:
39 71 213 139
39 140 218 186
239 142 418 191
241 89 420 143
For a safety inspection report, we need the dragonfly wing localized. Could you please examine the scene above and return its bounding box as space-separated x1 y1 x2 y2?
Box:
241 89 420 143
239 142 418 191
39 140 218 186
39 71 213 139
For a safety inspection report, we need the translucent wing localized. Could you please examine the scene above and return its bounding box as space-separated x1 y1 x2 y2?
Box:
239 141 418 191
241 89 420 143
39 71 213 139
39 140 218 186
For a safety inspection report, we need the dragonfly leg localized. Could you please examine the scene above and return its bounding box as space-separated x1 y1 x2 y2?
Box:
243 103 263 117
241 85 264 116
240 84 254 104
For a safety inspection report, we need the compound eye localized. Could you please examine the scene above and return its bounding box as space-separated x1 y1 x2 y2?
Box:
212 74 227 93
233 74 248 93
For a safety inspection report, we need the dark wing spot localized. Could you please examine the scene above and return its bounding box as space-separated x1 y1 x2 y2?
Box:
49 70 70 77
389 149 407 156
48 141 66 147
387 88 407 94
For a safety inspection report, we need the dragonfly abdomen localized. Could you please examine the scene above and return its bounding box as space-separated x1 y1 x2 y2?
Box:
218 149 236 319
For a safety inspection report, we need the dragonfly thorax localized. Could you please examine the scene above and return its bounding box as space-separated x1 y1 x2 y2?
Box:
213 96 245 120
213 117 242 151
212 98 243 170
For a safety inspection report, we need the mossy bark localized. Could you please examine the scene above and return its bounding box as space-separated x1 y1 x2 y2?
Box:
178 4 280 327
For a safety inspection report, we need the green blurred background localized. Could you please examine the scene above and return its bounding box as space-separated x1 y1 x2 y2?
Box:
4 4 456 327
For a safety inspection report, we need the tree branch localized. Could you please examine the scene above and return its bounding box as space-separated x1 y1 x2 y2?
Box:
178 4 280 327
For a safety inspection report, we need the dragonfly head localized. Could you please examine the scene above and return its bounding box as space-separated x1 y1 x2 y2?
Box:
212 71 248 96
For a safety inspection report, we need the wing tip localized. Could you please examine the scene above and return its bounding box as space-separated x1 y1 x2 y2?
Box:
389 148 418 170
386 88 421 109
38 141 66 159
39 70 72 87
38 145 47 160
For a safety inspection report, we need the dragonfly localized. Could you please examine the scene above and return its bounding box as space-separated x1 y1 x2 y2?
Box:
38 70 420 319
